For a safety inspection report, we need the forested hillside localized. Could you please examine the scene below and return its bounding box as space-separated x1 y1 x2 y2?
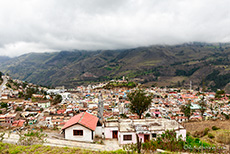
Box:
1 43 230 91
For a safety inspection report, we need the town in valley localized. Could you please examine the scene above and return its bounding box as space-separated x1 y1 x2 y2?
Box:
0 73 229 153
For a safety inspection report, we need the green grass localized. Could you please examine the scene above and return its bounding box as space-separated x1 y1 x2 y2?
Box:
0 142 127 154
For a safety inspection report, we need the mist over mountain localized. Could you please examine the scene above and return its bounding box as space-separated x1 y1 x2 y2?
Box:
1 43 230 92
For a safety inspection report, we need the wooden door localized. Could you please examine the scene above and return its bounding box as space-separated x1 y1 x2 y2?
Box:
144 134 149 142
112 131 118 138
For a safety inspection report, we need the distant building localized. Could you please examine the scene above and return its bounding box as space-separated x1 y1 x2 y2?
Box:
55 86 65 90
1 94 8 100
37 100 51 108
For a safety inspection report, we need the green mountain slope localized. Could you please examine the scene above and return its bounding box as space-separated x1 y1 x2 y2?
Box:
1 43 230 91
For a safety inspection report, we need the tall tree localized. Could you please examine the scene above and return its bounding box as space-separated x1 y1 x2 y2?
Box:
199 95 207 121
127 89 152 153
180 100 192 120
128 89 152 119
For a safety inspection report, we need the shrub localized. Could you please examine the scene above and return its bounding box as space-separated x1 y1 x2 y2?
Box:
16 107 23 111
18 130 47 146
0 132 5 142
142 140 157 153
208 133 215 139
0 102 7 108
193 128 209 137
145 113 151 117
204 128 210 136
123 143 138 153
212 126 220 130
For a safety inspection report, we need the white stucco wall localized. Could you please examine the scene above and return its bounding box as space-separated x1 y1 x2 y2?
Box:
119 132 136 145
1 96 8 99
95 126 102 137
176 129 186 140
104 127 118 139
38 102 50 108
64 124 94 142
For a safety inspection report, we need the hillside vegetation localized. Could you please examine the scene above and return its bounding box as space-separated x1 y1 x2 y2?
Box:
0 143 125 154
1 43 230 91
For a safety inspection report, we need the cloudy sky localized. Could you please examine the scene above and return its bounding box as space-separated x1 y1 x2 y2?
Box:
0 0 230 57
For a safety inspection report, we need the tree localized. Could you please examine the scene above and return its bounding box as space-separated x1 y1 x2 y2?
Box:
157 130 184 152
180 100 192 120
215 90 225 99
16 107 23 111
0 102 7 108
199 95 207 121
18 92 24 98
127 89 152 119
53 94 62 105
127 89 152 153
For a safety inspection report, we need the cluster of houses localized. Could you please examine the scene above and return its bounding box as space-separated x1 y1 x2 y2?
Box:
0 76 230 145
61 112 186 144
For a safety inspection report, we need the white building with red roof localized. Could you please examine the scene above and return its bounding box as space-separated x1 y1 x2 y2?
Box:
62 112 99 142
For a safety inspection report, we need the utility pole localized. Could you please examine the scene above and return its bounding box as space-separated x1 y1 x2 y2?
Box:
97 92 104 124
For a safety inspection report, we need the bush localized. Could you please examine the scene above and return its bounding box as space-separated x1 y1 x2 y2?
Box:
16 107 23 111
123 143 138 153
0 102 7 108
0 132 5 142
185 135 218 153
145 113 151 117
18 130 47 146
204 128 210 136
208 133 215 139
212 126 220 130
193 128 209 137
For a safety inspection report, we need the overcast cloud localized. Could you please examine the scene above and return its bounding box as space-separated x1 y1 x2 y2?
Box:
0 0 230 57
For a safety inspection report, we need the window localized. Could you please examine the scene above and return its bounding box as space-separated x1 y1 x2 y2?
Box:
152 133 157 138
123 135 132 141
73 130 83 136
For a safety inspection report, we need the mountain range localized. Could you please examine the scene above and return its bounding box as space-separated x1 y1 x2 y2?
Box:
1 42 230 92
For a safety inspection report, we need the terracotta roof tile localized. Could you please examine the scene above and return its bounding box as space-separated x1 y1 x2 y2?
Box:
62 112 98 131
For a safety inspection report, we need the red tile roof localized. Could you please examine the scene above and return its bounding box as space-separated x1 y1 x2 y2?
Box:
62 112 98 131
12 120 25 127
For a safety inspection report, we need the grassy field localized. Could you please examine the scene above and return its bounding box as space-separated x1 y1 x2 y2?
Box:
183 120 230 133
0 142 126 154
183 120 230 149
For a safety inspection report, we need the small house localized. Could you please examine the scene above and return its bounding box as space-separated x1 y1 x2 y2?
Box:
62 112 99 142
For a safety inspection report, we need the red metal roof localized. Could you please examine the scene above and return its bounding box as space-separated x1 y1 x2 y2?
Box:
62 112 98 131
